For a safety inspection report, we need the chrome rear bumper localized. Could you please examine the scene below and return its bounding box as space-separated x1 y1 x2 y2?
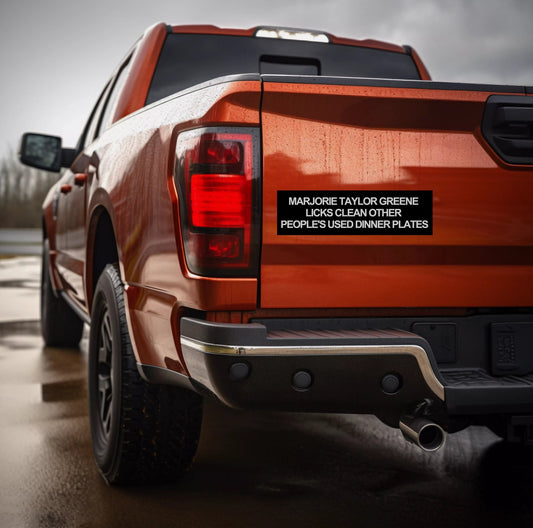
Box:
178 318 445 416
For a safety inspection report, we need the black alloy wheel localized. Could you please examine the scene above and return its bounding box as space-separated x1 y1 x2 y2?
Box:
88 264 203 484
96 308 114 443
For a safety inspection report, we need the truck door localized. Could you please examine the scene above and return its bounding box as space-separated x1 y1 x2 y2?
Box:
54 165 87 305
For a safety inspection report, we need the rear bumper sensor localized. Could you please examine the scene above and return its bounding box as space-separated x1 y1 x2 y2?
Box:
482 94 533 165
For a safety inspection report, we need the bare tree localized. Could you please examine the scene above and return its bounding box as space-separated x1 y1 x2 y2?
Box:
0 150 58 228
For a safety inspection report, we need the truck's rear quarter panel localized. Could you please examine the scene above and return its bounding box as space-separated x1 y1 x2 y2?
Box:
86 79 262 370
260 80 533 309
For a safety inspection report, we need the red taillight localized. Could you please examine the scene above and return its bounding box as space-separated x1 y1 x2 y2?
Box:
192 233 241 259
199 138 242 165
190 174 250 228
175 128 260 277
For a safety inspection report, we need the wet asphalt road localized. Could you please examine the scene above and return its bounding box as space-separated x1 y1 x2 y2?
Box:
1 257 532 528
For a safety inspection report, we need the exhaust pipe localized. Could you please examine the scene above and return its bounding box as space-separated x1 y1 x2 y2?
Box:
399 415 446 452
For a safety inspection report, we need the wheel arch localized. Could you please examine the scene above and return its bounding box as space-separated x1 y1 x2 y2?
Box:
86 205 120 313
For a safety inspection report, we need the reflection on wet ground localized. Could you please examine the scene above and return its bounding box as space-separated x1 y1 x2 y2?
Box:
41 378 86 403
0 319 531 528
0 279 39 289
0 257 40 323
0 260 532 527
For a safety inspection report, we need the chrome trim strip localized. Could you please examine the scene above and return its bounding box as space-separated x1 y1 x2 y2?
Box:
180 336 445 401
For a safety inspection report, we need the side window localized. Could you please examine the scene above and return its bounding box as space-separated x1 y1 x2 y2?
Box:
97 56 133 134
84 83 113 147
75 81 112 153
75 53 133 152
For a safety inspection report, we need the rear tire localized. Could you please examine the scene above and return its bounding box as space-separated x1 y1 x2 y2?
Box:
41 238 84 347
88 264 203 484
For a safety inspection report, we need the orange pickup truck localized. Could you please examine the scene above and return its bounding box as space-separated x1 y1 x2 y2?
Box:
20 23 533 484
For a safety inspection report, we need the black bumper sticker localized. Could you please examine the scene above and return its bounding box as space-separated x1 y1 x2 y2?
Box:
277 190 433 235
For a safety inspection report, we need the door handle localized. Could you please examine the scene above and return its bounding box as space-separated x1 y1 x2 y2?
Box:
60 184 72 194
74 173 88 186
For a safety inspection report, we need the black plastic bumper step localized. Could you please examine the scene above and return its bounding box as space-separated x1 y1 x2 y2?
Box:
442 368 533 415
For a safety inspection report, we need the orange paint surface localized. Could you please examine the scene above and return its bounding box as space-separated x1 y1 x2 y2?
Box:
41 25 532 375
260 81 533 308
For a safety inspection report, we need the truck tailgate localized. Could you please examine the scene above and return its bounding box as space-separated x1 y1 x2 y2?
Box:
260 78 533 309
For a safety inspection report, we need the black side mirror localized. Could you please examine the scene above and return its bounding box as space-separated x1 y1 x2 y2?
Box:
19 133 76 172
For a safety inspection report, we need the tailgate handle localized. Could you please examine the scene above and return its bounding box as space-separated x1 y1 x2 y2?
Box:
482 95 533 165
495 105 533 125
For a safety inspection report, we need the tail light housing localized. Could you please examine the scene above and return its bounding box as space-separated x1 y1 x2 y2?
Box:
175 127 261 277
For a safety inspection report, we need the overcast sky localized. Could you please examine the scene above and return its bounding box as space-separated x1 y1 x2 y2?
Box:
1 0 532 158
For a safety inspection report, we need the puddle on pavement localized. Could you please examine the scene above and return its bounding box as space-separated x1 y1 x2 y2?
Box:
0 279 39 288
41 378 86 402
0 319 40 338
0 319 87 410
0 332 42 350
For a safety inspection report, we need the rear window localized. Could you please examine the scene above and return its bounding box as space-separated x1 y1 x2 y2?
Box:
146 33 421 105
